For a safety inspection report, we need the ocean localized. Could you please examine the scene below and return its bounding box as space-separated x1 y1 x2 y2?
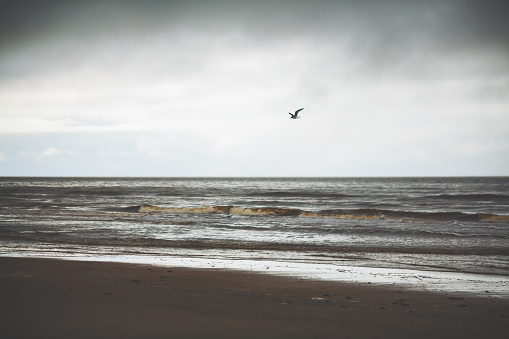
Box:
1 177 508 297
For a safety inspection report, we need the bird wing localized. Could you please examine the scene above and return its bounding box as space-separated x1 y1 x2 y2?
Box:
295 108 304 115
288 113 293 116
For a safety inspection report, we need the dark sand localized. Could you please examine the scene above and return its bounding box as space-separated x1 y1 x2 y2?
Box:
1 257 508 339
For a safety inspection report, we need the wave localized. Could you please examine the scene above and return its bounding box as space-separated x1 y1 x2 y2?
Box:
423 193 509 202
274 225 509 239
132 204 509 223
4 234 509 256
252 191 354 199
137 204 303 216
313 208 492 222
67 188 126 196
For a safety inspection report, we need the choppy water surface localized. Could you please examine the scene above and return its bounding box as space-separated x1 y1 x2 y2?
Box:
1 177 508 296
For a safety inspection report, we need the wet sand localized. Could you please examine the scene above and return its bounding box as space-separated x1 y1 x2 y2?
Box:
1 257 508 339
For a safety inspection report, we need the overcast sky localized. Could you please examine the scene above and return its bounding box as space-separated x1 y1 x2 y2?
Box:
1 0 508 177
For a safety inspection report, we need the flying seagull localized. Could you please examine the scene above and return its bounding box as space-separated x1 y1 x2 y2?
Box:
289 108 304 119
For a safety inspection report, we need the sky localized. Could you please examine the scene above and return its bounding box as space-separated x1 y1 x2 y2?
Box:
1 0 508 177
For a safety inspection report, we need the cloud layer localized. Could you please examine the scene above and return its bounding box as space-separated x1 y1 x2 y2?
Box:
1 0 508 176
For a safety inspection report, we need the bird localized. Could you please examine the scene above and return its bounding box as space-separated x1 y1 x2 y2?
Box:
289 108 304 119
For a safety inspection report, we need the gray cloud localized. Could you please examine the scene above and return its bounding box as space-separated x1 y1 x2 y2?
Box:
1 0 508 176
3 1 508 52
2 1 508 79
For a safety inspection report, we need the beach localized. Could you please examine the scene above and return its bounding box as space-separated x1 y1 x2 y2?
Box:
1 257 508 339
1 177 508 337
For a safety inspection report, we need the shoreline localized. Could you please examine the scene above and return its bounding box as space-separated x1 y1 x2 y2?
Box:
4 253 508 299
1 257 508 338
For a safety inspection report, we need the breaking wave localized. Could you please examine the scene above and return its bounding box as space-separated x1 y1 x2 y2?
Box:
131 204 509 223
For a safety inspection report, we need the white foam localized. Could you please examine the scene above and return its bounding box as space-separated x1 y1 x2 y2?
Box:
5 253 508 299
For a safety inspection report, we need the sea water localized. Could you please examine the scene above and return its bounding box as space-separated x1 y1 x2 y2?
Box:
1 177 508 296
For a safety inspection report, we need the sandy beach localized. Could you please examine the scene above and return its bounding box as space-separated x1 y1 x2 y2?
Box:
0 257 508 338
